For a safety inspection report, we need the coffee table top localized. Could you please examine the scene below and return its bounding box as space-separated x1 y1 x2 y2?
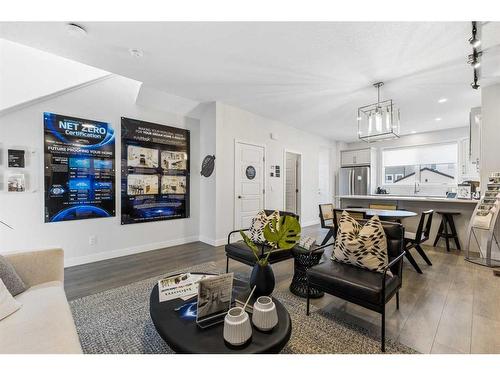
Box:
149 275 292 353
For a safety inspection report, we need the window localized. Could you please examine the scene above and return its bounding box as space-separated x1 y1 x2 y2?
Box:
382 143 458 186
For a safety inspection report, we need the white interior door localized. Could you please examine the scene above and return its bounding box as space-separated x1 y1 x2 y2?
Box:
285 152 300 215
234 142 265 229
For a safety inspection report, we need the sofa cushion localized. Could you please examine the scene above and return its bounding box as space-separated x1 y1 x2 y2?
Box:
0 281 82 354
307 260 400 305
332 211 389 274
0 279 21 321
0 254 27 296
226 241 293 264
249 210 280 244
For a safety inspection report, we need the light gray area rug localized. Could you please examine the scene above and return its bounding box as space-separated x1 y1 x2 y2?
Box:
69 261 417 354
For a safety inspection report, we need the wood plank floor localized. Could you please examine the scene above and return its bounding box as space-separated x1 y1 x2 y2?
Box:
64 224 500 354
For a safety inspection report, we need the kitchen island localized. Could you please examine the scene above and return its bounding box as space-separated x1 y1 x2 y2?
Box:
337 195 479 250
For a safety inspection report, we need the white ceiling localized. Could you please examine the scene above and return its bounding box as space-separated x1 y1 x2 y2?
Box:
1 22 499 142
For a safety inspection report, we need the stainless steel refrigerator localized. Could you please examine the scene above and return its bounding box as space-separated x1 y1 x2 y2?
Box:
339 166 370 195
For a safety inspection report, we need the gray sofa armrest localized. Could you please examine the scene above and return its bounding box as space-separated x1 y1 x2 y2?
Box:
4 248 64 287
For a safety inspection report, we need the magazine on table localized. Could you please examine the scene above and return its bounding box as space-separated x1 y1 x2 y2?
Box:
158 273 215 302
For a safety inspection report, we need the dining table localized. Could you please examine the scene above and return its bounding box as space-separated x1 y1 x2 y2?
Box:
342 208 418 220
319 208 418 245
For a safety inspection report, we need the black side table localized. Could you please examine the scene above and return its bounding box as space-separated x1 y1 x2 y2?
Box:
289 246 325 298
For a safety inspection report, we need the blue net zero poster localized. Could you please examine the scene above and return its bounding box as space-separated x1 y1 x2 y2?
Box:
121 117 190 225
43 112 116 223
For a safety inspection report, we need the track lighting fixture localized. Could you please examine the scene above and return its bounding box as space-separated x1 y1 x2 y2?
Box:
468 50 482 69
471 69 480 90
469 21 481 48
468 21 482 90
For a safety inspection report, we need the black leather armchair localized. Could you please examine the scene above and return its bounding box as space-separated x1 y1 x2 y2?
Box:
225 210 299 272
306 220 405 352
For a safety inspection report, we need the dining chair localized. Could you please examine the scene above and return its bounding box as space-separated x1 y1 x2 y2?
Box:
404 210 434 274
333 209 367 237
369 203 397 210
318 204 335 245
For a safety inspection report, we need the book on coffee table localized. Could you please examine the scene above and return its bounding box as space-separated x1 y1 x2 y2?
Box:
158 273 214 302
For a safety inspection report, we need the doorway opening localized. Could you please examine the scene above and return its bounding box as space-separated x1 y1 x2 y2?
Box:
284 151 302 217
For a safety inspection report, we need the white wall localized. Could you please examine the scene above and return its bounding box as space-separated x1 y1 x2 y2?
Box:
0 75 201 266
480 83 500 258
0 39 109 112
480 83 500 189
197 102 217 245
214 102 335 244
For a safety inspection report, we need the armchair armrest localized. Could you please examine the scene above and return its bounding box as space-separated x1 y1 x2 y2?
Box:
227 228 250 244
3 248 64 287
381 251 405 296
384 252 406 273
311 241 335 252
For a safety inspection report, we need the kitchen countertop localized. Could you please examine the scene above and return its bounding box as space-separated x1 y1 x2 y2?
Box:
338 195 480 204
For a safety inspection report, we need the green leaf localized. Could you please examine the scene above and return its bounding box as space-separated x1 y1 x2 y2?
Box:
263 216 301 250
240 230 260 261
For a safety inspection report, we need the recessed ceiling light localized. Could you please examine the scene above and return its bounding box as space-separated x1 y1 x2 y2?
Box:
66 23 87 37
411 130 417 134
438 98 448 103
129 48 144 58
435 117 442 121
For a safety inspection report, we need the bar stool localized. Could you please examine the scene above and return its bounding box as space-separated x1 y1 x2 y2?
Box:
433 211 461 252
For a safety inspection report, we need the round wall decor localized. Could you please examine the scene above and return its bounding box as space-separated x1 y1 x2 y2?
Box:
246 165 256 180
200 155 216 177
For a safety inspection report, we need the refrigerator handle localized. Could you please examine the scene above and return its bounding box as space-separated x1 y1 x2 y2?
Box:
349 169 354 195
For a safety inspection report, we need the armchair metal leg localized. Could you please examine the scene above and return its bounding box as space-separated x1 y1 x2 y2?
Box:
306 283 310 316
226 257 229 273
396 291 400 310
405 250 423 274
381 305 386 352
415 244 432 266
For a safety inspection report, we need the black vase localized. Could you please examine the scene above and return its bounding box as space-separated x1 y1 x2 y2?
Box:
249 263 275 297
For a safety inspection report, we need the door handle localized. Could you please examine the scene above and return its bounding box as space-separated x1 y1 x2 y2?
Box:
238 195 242 199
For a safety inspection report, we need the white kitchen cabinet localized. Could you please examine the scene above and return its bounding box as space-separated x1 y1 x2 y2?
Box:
341 148 371 166
459 137 479 180
469 107 481 165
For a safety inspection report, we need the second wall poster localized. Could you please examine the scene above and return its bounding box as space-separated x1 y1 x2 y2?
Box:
121 117 190 224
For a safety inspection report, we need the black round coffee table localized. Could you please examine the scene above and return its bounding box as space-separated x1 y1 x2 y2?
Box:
149 275 292 353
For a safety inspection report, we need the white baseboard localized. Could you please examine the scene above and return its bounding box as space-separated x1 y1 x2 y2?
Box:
198 236 226 247
302 219 320 227
64 235 200 267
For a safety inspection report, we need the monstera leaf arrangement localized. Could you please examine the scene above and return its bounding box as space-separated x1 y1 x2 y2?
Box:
240 216 301 266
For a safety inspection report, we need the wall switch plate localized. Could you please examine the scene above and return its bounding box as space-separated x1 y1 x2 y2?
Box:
89 235 97 246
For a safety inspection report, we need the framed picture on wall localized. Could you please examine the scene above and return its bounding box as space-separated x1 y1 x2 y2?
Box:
121 117 190 225
43 112 116 222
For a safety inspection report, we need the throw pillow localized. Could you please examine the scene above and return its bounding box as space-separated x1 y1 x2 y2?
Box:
331 211 390 274
0 278 22 321
0 255 27 296
249 210 280 244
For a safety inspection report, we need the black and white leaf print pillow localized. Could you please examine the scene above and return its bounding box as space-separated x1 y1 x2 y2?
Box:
249 210 280 244
331 211 390 274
